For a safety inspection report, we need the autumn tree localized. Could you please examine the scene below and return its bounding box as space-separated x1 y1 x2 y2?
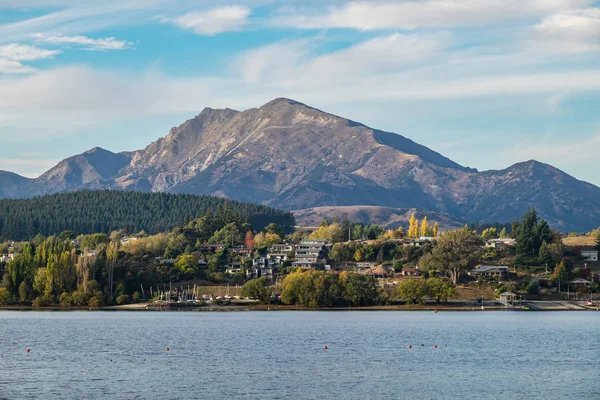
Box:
244 231 255 249
420 217 429 237
253 232 281 248
408 214 419 238
309 222 344 243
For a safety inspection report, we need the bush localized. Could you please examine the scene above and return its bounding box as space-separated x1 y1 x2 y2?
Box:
32 294 54 308
88 295 105 308
116 294 130 305
132 291 141 303
71 291 91 306
59 292 74 307
0 288 12 305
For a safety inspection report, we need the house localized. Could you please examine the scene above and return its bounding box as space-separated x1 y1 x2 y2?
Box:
0 254 16 263
296 239 327 264
485 238 516 248
268 243 296 254
246 267 260 280
225 264 244 275
230 247 253 257
120 237 139 245
365 266 389 279
469 265 509 277
267 254 286 268
292 260 318 269
581 249 599 262
155 257 175 265
198 259 208 269
266 252 289 263
401 267 421 276
403 239 429 247
253 257 268 269
260 265 278 281
197 244 226 254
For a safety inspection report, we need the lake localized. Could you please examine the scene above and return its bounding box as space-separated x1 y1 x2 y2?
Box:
0 311 599 399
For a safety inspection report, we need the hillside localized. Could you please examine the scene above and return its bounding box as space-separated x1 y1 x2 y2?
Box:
0 191 295 241
294 206 465 230
1 98 599 231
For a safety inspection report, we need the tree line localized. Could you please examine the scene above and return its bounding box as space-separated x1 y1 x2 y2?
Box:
0 190 295 241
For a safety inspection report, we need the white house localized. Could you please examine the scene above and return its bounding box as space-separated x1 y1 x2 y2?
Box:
581 250 599 262
0 254 16 263
485 238 516 248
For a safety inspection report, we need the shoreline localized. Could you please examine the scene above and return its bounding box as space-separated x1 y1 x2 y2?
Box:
1 301 598 312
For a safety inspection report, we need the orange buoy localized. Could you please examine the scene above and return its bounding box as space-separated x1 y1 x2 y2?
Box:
434 345 438 349
408 345 412 349
26 349 30 353
166 347 170 351
324 346 328 350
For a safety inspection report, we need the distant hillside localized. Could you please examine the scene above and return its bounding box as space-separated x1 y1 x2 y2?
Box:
0 190 295 241
294 206 465 230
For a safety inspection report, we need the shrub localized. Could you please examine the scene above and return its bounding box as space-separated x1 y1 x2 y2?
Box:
88 295 105 308
71 291 91 306
116 294 130 305
59 292 74 307
132 291 141 303
32 294 54 308
0 288 12 305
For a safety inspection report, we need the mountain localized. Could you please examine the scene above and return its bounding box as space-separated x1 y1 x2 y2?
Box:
293 206 466 230
0 171 32 198
2 98 600 232
23 147 132 196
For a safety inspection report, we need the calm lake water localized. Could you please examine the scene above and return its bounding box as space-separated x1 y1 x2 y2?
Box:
0 311 599 399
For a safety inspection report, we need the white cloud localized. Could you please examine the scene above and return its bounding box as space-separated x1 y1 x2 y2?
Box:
533 8 600 52
34 33 133 50
234 33 448 86
275 0 594 30
0 59 37 74
166 5 251 35
0 44 61 61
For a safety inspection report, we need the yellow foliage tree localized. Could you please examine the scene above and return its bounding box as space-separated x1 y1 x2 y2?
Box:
354 248 364 262
433 222 439 237
254 232 281 248
383 227 405 240
408 214 419 238
420 217 429 237
309 222 344 243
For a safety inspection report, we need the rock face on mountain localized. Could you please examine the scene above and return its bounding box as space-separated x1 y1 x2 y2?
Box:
2 98 600 231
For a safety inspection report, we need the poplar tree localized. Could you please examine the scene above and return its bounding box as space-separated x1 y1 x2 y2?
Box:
420 217 429 237
408 214 419 238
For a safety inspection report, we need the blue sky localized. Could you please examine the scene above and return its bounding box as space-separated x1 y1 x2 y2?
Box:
0 0 599 185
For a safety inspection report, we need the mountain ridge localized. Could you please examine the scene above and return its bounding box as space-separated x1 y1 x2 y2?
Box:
2 98 599 232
